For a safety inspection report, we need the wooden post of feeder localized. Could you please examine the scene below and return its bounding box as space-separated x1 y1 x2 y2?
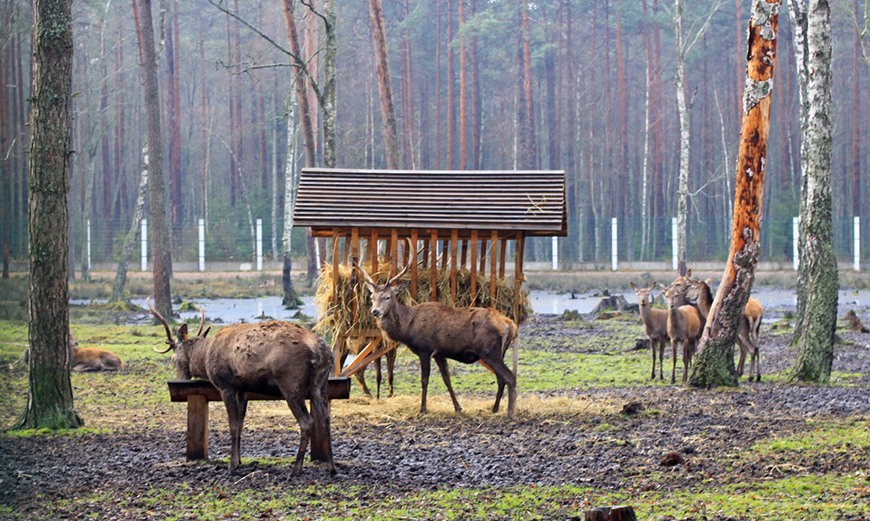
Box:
391 229 399 276
411 229 419 299
470 230 478 303
370 229 378 273
490 231 498 301
513 232 525 376
331 228 341 376
451 229 458 304
430 230 438 301
479 236 487 277
351 227 360 327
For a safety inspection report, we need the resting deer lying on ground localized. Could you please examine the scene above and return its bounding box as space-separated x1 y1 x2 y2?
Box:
354 245 518 418
688 280 764 382
148 300 335 474
630 282 669 380
68 333 124 372
662 283 703 384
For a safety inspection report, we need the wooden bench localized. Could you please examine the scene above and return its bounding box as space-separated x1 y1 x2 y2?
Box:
167 377 351 462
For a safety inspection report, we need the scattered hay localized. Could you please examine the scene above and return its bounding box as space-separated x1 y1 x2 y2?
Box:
314 262 530 340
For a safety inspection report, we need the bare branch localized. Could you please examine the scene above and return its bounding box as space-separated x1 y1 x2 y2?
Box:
685 0 723 55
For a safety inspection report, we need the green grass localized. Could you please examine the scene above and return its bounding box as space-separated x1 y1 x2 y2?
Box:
752 419 870 456
18 473 869 521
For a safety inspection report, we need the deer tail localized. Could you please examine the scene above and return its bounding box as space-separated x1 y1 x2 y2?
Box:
501 319 519 376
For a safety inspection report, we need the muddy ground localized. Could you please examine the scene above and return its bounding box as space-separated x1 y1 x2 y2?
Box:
1 313 869 520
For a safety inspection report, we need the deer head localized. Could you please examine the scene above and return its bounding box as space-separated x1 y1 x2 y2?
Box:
353 238 412 320
147 297 211 379
630 281 659 308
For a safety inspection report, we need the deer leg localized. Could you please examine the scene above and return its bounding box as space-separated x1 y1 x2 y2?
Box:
419 354 431 414
650 337 656 380
375 356 382 400
492 372 506 413
486 356 517 419
354 366 372 397
658 339 666 380
671 340 678 384
220 390 247 472
435 356 462 413
283 395 314 474
386 347 396 398
682 341 692 383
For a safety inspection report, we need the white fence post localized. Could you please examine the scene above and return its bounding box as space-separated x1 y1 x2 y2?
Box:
140 219 148 271
86 219 91 272
551 236 558 270
855 216 861 272
793 216 799 271
611 217 618 271
256 218 263 271
671 217 678 271
198 219 205 272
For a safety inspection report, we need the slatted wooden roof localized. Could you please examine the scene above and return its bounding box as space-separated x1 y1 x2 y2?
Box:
293 168 567 236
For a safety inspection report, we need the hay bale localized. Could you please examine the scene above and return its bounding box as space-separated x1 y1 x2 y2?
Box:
314 261 530 341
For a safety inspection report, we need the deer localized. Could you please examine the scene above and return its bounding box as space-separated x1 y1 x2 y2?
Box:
630 282 669 381
662 282 703 384
353 245 519 418
67 333 124 372
687 279 764 382
147 299 335 474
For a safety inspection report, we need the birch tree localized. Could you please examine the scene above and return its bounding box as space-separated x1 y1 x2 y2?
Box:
791 0 838 383
674 0 722 275
111 147 149 302
689 0 781 388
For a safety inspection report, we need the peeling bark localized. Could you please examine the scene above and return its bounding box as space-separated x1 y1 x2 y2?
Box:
689 0 781 389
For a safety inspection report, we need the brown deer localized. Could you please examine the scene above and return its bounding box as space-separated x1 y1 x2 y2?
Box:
147 300 335 474
688 280 764 381
67 333 124 372
630 282 669 380
353 252 518 418
662 283 703 384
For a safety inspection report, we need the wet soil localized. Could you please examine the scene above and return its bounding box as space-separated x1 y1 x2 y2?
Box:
2 314 869 520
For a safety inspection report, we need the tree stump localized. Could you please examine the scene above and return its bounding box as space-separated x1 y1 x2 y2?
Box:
584 505 637 521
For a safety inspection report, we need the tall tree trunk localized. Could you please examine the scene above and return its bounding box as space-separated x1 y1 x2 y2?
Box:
689 0 781 388
521 0 536 170
792 0 837 383
17 0 83 430
447 0 455 169
321 0 337 169
111 147 149 302
0 24 9 279
459 0 467 169
166 0 182 233
674 0 690 276
282 95 301 308
470 0 481 169
134 0 172 319
368 0 401 170
435 0 442 169
615 0 629 242
99 19 113 261
852 6 862 221
225 14 237 206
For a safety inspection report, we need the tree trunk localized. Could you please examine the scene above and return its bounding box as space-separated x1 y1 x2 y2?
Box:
368 0 401 171
435 0 442 169
0 36 8 279
674 0 690 276
111 147 149 302
17 0 83 430
282 95 301 308
459 0 467 169
134 0 173 319
166 0 182 234
447 0 455 169
689 0 781 389
521 0 536 170
321 0 337 169
792 0 837 383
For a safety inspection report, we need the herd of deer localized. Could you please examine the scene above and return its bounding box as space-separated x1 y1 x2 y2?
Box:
630 270 764 384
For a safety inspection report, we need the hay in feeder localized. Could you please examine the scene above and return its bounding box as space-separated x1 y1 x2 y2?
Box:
314 261 530 341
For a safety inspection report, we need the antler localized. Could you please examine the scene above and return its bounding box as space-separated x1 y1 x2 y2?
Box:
147 297 175 353
352 257 378 287
195 306 206 337
386 238 413 286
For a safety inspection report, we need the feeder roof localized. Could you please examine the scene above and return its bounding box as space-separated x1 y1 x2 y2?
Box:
293 168 567 236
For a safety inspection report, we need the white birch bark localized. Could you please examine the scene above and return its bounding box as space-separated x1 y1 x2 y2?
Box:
111 146 149 301
283 97 298 273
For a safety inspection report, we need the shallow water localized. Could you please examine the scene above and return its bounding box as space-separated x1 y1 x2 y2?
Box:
72 288 870 325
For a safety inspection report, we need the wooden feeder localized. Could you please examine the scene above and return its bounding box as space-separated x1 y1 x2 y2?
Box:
293 168 566 379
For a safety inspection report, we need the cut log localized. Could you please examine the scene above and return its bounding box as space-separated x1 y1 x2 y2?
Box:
584 505 637 521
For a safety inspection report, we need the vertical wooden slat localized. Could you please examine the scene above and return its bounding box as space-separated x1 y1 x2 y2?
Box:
460 239 468 269
332 228 340 308
513 232 525 377
342 236 349 264
490 231 498 301
422 233 430 269
370 229 378 276
479 237 487 277
451 230 458 305
499 237 507 278
411 229 419 299
470 231 478 303
351 227 359 327
391 228 399 276
430 230 438 301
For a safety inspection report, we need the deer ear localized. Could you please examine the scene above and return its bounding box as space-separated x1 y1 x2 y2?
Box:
393 281 409 294
686 269 692 278
179 323 189 341
629 282 637 291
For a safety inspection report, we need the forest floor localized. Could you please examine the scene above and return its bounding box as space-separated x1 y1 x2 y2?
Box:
1 283 869 520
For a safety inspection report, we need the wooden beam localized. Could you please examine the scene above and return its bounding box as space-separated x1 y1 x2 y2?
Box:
430 230 438 301
391 228 399 275
490 231 498 301
479 237 487 277
411 229 419 299
470 231 478 303
339 337 383 377
370 229 378 275
513 232 525 377
186 395 208 461
499 236 507 278
351 227 359 326
451 229 458 305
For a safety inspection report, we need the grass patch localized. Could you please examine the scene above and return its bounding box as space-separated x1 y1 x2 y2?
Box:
753 419 870 456
21 473 870 521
